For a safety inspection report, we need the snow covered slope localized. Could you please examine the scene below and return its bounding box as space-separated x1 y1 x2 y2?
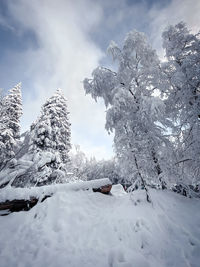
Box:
0 186 199 267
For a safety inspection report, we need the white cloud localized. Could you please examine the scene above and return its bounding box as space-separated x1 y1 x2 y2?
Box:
3 0 200 160
149 0 200 56
6 0 114 160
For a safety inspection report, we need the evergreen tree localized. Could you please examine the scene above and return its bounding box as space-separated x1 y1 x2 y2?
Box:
0 83 22 170
29 88 71 185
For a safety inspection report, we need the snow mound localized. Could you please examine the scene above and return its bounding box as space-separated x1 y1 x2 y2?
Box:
0 188 200 267
111 184 127 196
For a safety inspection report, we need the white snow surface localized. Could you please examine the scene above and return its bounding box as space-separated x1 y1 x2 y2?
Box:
0 178 111 202
0 186 200 267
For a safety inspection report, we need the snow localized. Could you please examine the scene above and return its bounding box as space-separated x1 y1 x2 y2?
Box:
0 178 111 202
0 186 199 267
36 151 56 168
111 183 127 196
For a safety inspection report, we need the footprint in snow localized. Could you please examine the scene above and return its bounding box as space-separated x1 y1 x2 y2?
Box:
108 248 149 267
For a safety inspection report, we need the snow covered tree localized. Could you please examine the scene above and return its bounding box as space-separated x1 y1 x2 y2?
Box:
28 88 71 185
0 83 22 170
84 158 122 184
70 145 88 180
70 147 122 184
84 31 171 200
162 22 200 184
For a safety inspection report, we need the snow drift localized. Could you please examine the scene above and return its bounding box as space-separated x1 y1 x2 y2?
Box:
0 186 199 267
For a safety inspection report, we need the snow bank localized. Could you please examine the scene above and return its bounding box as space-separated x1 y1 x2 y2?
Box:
0 187 199 267
0 178 111 202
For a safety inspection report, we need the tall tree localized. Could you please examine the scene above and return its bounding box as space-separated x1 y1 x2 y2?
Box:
0 83 22 170
162 22 200 183
28 88 71 185
84 31 170 199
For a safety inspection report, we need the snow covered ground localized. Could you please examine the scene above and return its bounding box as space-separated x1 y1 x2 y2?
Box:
0 185 200 267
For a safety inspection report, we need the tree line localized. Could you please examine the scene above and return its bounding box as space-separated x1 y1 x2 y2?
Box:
0 22 199 196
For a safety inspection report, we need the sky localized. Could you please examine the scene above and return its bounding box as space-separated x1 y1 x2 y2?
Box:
0 0 199 160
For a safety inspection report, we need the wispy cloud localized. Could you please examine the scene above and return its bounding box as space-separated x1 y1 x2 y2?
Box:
149 0 200 56
5 0 113 160
1 0 199 160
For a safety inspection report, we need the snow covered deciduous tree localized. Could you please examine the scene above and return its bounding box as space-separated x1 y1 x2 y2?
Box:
70 145 88 180
85 158 122 184
162 22 200 184
0 83 22 170
84 31 171 199
28 89 71 185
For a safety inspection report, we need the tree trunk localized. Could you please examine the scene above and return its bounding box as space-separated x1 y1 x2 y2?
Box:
134 155 151 203
151 149 167 190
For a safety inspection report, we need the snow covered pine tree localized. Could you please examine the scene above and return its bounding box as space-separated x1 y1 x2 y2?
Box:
0 83 22 171
28 89 71 185
84 31 171 201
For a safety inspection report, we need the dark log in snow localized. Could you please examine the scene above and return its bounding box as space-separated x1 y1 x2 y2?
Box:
0 198 38 212
0 178 112 215
0 195 52 215
93 184 112 194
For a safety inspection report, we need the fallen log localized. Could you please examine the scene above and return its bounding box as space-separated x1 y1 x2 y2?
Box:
0 178 112 215
93 184 112 194
0 195 52 215
0 198 38 212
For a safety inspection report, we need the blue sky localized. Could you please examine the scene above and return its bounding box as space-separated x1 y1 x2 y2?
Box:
0 0 199 159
